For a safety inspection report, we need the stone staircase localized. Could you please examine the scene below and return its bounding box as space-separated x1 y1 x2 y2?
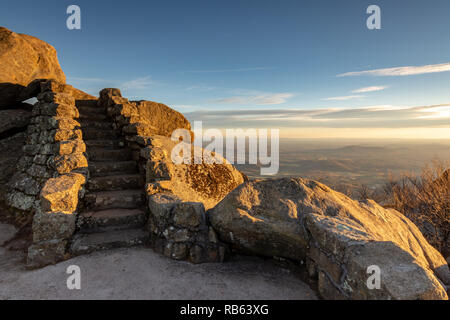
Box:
70 100 148 255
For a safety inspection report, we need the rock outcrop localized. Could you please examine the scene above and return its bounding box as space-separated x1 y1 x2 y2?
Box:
142 135 245 210
209 178 450 300
0 27 66 107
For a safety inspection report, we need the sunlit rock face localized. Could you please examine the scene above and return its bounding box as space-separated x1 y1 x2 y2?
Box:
142 135 245 211
0 27 66 107
40 173 86 213
99 88 192 138
209 177 450 300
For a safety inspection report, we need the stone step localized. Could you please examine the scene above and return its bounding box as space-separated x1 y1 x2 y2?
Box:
83 128 121 140
77 105 105 115
85 139 125 149
79 119 112 130
84 189 145 211
78 112 108 121
88 147 132 161
89 160 138 177
75 100 99 108
77 208 147 233
87 174 144 191
70 228 148 256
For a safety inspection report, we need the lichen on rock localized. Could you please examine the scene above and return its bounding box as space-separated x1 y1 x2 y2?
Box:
40 173 86 214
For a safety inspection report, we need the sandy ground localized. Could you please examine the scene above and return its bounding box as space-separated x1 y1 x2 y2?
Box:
0 222 317 300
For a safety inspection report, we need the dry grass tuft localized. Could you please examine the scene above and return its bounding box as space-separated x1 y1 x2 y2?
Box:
373 160 449 257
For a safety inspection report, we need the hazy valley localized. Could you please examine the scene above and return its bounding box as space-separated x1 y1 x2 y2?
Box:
236 139 450 197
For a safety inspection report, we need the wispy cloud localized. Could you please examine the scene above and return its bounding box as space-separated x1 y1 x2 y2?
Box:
184 104 450 129
352 86 388 93
416 105 450 119
121 76 156 90
338 62 450 77
323 95 364 101
185 85 218 91
68 75 157 91
185 67 274 73
211 93 293 105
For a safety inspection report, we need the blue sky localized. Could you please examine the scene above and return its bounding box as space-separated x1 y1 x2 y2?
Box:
2 0 450 138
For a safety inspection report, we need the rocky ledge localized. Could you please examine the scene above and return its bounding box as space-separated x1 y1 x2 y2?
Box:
209 178 450 299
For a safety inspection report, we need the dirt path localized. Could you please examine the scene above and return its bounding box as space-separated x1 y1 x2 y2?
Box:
0 222 317 300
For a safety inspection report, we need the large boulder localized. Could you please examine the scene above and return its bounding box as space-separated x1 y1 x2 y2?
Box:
0 27 66 107
142 135 245 210
128 100 191 137
209 178 450 300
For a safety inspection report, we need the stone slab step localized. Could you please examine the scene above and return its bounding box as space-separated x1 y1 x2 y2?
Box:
79 119 112 130
89 160 138 177
77 208 147 233
83 128 121 140
78 112 108 121
85 139 125 149
70 228 148 256
75 100 99 108
88 147 132 161
77 105 105 115
84 189 144 211
87 174 144 191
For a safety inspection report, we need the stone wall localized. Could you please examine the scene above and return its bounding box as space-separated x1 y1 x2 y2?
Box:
147 193 226 263
6 80 91 268
98 89 234 263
